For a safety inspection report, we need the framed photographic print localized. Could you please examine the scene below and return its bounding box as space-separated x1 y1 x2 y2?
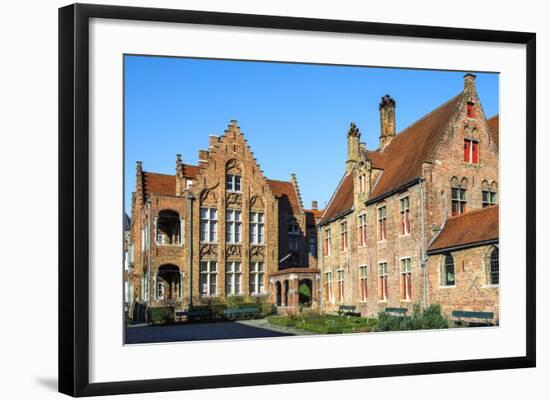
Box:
58 3 536 397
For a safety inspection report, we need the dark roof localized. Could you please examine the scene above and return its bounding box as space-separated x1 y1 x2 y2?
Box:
305 209 324 226
428 206 499 253
266 179 302 215
143 172 176 197
319 172 354 225
369 94 463 199
487 114 499 148
363 149 387 169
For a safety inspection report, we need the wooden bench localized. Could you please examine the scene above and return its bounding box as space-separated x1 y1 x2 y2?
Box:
223 307 260 320
452 310 494 325
384 307 408 316
338 305 360 317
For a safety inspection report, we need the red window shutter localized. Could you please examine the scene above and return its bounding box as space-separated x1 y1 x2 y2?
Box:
463 140 470 162
467 103 474 118
472 141 479 163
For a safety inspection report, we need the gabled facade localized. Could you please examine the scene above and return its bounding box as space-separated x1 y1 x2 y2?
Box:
318 74 499 319
128 121 322 320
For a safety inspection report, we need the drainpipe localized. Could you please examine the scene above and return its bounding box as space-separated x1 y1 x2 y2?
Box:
146 201 152 312
318 225 324 314
419 178 428 308
187 192 195 308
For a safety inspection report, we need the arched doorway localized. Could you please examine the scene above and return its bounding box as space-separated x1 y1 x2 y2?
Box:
298 279 312 306
275 281 282 306
157 264 181 302
283 280 289 306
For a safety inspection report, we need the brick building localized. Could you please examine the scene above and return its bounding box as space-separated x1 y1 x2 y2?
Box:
317 74 499 321
127 121 322 319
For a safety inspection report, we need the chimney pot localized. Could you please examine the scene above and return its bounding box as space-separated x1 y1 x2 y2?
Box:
464 73 476 92
379 95 396 150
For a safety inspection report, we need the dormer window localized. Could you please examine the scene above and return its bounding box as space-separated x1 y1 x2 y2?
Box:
226 174 241 192
467 102 475 118
463 139 479 164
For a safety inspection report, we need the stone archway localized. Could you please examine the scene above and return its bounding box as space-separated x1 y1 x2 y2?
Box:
283 280 289 306
157 264 181 303
298 278 313 306
275 281 282 307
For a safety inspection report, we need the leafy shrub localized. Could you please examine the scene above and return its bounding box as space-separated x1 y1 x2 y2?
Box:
148 307 174 325
374 303 450 332
298 284 312 306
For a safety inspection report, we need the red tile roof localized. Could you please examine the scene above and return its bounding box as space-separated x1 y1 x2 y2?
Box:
143 172 176 197
428 206 499 253
181 164 201 179
487 114 499 148
319 172 354 224
363 149 387 169
267 179 301 215
369 93 463 200
305 209 324 226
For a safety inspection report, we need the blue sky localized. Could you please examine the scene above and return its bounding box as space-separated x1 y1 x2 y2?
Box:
124 55 498 214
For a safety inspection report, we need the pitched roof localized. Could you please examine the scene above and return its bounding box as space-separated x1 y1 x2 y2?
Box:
142 172 176 197
369 93 463 200
305 209 324 226
266 179 301 215
487 114 499 147
363 149 387 169
181 164 201 179
428 206 499 253
319 172 354 225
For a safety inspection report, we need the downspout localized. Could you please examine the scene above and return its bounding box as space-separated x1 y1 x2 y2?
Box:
318 224 324 314
147 201 152 311
419 178 428 308
187 193 195 308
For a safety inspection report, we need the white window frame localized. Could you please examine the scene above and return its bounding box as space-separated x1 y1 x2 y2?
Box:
340 220 348 252
359 174 366 193
226 174 242 192
336 269 345 302
250 212 265 245
325 271 333 303
325 228 331 256
200 261 218 296
226 209 242 244
378 261 388 301
225 261 242 296
378 206 387 242
400 257 412 301
249 261 265 295
399 196 411 236
359 265 368 302
200 207 218 243
358 213 367 247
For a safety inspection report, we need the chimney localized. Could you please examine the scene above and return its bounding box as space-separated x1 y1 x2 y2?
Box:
198 150 209 167
464 73 476 94
379 95 396 150
311 200 318 210
346 122 361 172
136 161 144 205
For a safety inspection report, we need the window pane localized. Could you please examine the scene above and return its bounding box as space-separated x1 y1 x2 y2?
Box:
235 176 241 191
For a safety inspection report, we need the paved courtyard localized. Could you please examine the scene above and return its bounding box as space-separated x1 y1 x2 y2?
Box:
125 319 297 344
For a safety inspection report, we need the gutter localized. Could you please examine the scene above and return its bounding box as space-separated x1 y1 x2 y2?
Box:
427 238 499 255
317 207 354 227
365 177 423 206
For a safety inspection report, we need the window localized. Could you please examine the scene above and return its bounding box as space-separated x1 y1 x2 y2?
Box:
324 228 331 256
400 197 410 235
489 248 499 285
200 208 218 242
289 237 299 251
288 223 300 235
340 221 348 251
156 210 182 245
401 258 412 300
225 261 242 295
451 178 467 216
482 181 498 207
378 262 388 301
226 174 242 192
226 209 242 243
250 212 265 244
378 206 387 241
325 272 333 302
309 234 317 257
337 269 345 302
200 261 218 296
157 233 165 244
156 281 164 300
358 213 367 246
467 102 474 118
463 139 479 164
358 174 366 193
442 254 455 286
249 262 265 294
359 265 368 302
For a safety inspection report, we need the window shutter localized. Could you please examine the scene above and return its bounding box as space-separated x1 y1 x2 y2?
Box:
463 140 470 162
472 141 479 163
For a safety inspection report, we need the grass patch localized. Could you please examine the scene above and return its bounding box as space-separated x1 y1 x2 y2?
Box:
267 314 378 334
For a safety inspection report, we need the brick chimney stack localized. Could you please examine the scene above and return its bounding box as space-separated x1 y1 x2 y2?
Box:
463 73 477 95
379 95 396 150
311 200 318 210
346 122 361 172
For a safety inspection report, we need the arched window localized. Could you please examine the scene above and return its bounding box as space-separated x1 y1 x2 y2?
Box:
488 248 499 285
156 281 164 300
156 210 182 245
442 254 455 286
451 178 467 216
482 181 498 207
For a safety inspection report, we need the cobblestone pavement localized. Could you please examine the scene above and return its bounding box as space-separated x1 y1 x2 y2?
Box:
125 320 294 344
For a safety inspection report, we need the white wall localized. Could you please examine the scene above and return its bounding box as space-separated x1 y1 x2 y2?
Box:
0 0 545 400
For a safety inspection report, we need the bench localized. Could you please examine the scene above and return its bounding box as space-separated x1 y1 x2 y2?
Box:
338 305 360 317
223 307 260 320
384 307 408 316
452 310 494 325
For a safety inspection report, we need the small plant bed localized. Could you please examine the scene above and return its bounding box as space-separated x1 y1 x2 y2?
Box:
267 314 378 334
374 304 450 331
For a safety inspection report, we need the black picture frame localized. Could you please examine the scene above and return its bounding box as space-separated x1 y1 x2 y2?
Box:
58 3 536 397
